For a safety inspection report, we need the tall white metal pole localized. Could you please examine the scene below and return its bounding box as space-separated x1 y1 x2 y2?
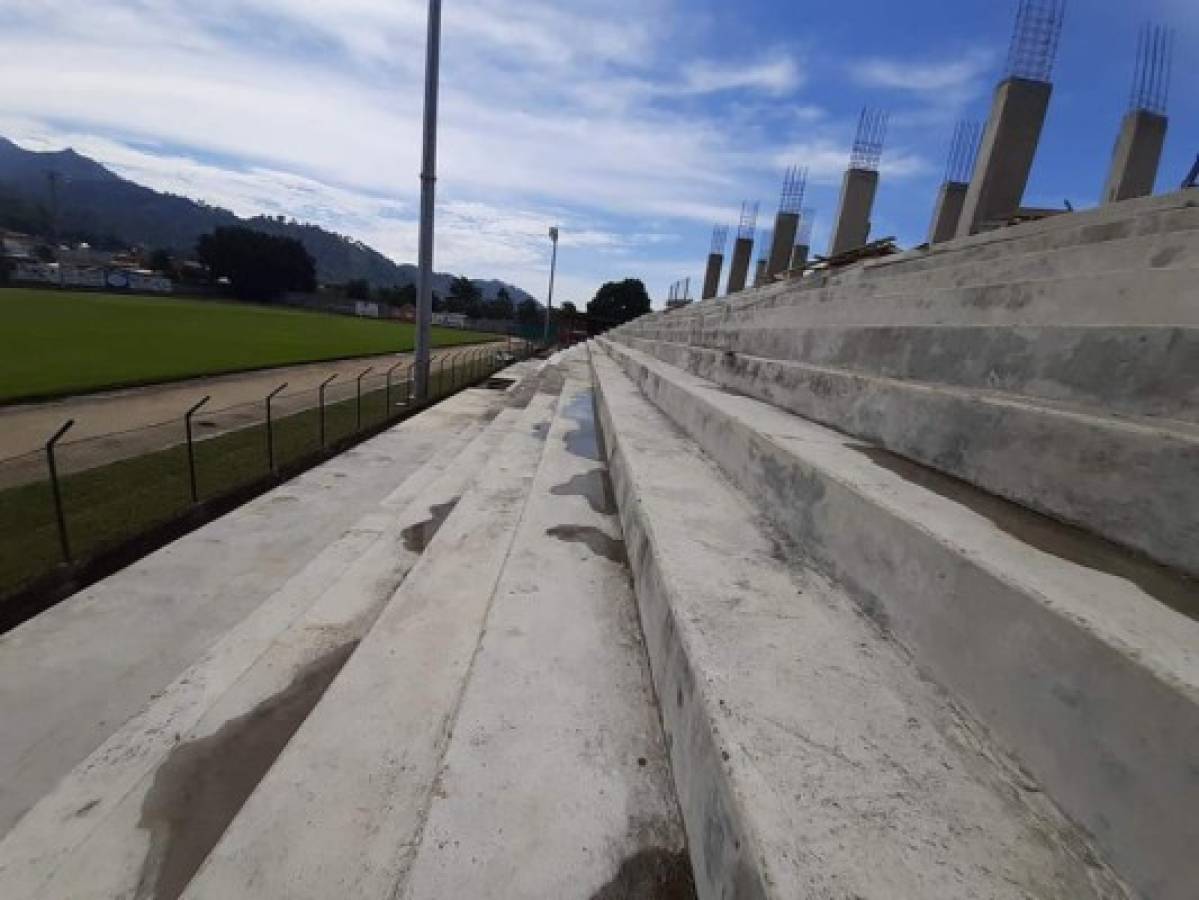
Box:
543 226 558 346
414 0 442 400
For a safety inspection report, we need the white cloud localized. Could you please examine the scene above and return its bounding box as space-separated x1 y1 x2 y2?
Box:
676 53 805 96
0 1 925 298
850 48 995 98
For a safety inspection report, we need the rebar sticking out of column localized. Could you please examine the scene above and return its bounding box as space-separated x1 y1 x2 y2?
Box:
1130 23 1173 115
945 121 983 185
1005 0 1066 84
850 108 888 172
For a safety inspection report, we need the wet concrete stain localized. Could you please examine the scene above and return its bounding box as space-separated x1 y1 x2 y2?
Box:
589 847 697 900
135 641 358 900
550 469 616 516
546 525 627 564
850 443 1199 621
563 389 603 462
401 497 461 552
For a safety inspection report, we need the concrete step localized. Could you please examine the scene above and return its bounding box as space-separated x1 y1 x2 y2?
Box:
175 369 566 898
0 368 538 839
821 229 1199 299
614 335 1199 575
697 267 1199 327
633 197 1199 330
849 190 1199 281
624 323 1199 423
399 352 692 899
589 344 1133 900
597 338 1199 900
0 376 544 899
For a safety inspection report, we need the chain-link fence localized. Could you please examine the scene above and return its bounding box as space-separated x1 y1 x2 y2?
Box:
0 342 535 608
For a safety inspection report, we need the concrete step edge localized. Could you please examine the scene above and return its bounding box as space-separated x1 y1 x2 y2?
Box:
0 372 546 898
598 337 1199 900
589 343 1134 900
620 335 1199 576
399 351 693 898
175 371 565 899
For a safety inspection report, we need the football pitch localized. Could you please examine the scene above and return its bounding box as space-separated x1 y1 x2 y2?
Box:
0 288 494 403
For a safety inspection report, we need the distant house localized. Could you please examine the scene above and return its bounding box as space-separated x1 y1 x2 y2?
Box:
0 230 35 261
432 312 467 328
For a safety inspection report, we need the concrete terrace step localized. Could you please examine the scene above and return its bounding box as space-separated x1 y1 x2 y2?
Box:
849 190 1199 280
589 345 1132 900
704 266 1199 327
399 352 691 899
0 372 545 899
0 369 537 838
817 229 1199 299
174 370 567 897
642 196 1199 328
620 323 1199 423
614 334 1199 575
597 338 1199 900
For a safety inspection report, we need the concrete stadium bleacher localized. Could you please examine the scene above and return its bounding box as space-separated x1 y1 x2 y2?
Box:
0 189 1194 900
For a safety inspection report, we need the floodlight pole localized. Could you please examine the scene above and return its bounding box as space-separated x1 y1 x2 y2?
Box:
414 0 442 401
543 226 559 346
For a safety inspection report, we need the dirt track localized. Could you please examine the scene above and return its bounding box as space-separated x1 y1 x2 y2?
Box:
0 343 505 486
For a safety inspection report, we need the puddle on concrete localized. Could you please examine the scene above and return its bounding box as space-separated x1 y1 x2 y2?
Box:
550 469 616 516
589 847 697 900
563 389 602 462
135 641 357 900
851 443 1199 621
401 497 460 552
546 525 626 564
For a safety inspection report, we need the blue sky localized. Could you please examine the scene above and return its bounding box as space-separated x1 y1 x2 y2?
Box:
0 0 1194 306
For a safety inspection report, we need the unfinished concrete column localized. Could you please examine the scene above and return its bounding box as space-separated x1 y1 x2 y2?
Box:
753 257 767 289
702 225 727 300
789 208 814 274
767 167 806 278
1103 24 1172 204
957 1 1064 237
830 170 879 257
830 109 886 257
726 202 757 295
929 121 980 245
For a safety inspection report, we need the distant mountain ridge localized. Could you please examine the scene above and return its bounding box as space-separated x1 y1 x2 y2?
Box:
0 136 533 301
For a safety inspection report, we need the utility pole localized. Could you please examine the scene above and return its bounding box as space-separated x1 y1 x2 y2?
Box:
414 0 442 401
542 226 559 346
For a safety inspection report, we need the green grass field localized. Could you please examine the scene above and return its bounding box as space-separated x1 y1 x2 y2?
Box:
0 288 494 402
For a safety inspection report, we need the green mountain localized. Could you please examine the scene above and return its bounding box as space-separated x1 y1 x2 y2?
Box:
0 136 533 301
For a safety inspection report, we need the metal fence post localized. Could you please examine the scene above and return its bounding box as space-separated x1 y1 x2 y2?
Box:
319 374 337 447
265 382 288 472
356 366 373 430
386 361 403 417
185 396 211 503
45 419 74 563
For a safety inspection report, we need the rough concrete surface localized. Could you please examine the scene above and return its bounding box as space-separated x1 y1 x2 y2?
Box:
400 355 691 899
617 335 1199 575
0 377 536 838
599 339 1199 900
0 381 537 898
590 344 1131 899
178 380 562 898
